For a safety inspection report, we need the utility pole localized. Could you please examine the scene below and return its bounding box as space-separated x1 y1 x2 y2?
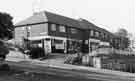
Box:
26 25 30 50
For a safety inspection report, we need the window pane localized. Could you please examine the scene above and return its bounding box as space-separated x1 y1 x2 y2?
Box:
21 27 25 30
51 24 56 31
28 26 31 30
95 32 99 37
59 25 65 32
71 28 77 34
90 30 94 36
101 33 104 38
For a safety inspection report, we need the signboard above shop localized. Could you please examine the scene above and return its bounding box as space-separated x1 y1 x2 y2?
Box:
89 39 100 43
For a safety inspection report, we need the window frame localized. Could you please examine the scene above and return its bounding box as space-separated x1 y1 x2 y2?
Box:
95 31 99 37
59 25 66 32
51 24 56 31
71 28 77 34
90 30 94 36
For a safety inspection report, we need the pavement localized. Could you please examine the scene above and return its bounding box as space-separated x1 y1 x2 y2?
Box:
5 51 135 80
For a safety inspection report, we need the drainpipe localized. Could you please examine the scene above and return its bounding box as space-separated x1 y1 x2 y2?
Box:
88 30 90 54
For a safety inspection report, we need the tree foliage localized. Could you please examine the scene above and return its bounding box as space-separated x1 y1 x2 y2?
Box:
115 28 130 49
115 28 128 37
0 12 14 40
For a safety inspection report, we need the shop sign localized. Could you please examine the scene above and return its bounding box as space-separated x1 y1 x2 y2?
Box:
100 42 110 46
55 44 64 49
89 39 100 43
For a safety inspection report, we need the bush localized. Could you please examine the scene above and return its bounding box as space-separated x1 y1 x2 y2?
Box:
0 64 10 71
64 53 83 65
29 47 45 59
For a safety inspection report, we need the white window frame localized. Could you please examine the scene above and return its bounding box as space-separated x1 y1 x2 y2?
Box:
101 33 104 38
71 28 77 34
21 27 25 30
90 30 94 36
51 24 56 31
59 25 66 32
95 32 99 37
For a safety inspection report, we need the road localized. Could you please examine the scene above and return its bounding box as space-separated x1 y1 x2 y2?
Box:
0 61 134 81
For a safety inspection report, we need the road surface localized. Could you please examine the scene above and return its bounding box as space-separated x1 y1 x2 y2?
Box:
0 61 133 81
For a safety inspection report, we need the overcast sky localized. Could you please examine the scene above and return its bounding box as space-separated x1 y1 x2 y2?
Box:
0 0 135 33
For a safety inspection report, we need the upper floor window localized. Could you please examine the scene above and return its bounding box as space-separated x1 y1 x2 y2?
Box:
21 27 25 30
71 28 77 34
104 33 106 38
101 33 104 38
51 24 56 31
27 26 31 30
95 31 99 37
90 30 94 36
105 34 108 39
59 25 66 32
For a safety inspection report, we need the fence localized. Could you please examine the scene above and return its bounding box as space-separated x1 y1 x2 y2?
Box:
89 48 135 56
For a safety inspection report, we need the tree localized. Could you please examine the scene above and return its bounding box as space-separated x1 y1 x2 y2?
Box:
115 28 128 37
114 28 130 49
0 12 14 61
0 12 14 40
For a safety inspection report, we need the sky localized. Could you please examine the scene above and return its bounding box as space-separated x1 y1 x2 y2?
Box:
0 0 135 34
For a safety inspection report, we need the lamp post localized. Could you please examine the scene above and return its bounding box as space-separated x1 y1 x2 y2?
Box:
23 25 31 59
26 25 31 49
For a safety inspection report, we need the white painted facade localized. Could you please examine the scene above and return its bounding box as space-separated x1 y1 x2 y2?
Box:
27 35 83 53
100 41 110 46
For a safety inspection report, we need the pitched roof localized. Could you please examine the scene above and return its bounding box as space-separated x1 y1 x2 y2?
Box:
78 19 112 35
15 12 47 27
15 11 82 29
14 11 113 36
45 11 82 28
78 19 99 30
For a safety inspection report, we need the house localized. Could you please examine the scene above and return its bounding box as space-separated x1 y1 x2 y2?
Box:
15 11 85 53
78 19 112 52
14 11 129 54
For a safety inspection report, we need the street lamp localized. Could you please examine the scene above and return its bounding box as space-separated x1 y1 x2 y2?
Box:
25 25 31 50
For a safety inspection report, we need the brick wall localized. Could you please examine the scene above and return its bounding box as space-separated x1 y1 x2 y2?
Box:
15 23 48 42
29 23 48 37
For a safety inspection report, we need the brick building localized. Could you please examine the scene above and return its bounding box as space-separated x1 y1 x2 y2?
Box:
14 11 129 53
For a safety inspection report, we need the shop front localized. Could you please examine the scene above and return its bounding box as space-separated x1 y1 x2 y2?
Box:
99 41 110 48
67 39 82 54
27 36 52 54
89 38 100 52
27 36 83 54
51 39 66 53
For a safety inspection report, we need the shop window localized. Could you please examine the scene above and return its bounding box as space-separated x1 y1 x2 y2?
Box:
51 24 56 31
71 28 77 34
27 26 31 30
59 25 66 32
